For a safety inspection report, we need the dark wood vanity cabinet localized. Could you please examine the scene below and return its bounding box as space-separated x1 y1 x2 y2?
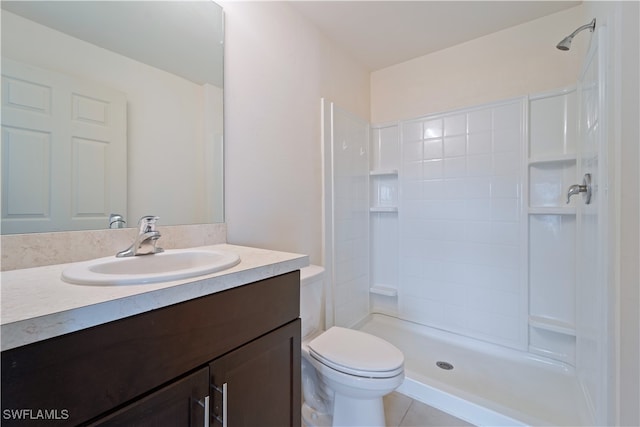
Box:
210 320 301 427
1 271 301 427
88 367 210 426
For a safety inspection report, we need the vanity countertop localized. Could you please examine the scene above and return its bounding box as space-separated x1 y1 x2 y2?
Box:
1 244 308 351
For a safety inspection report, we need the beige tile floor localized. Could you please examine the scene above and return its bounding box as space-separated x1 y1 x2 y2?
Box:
383 392 474 427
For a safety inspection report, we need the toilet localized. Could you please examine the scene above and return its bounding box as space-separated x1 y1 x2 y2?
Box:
300 265 405 427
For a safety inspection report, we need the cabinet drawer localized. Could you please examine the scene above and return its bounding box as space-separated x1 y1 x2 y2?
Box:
1 271 300 426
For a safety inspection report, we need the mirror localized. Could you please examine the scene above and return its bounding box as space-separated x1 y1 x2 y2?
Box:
1 1 224 235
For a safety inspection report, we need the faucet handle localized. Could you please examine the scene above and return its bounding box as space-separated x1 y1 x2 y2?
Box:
138 215 160 233
109 213 126 229
566 173 592 205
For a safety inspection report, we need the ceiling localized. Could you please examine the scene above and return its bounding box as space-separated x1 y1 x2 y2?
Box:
3 1 581 80
1 1 224 86
289 1 581 70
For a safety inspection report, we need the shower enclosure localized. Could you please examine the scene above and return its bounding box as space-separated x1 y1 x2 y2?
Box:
322 27 609 426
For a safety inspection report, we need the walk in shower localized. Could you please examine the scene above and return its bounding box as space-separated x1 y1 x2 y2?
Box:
322 25 609 426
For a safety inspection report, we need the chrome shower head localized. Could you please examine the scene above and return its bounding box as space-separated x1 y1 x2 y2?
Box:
556 18 596 51
556 36 573 51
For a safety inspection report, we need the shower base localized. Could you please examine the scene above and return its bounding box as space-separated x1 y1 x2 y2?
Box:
357 314 592 426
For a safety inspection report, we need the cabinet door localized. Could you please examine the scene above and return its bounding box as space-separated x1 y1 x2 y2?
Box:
89 367 209 427
210 319 301 427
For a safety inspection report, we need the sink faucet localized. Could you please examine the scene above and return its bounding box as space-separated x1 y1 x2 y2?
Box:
116 215 165 257
109 213 126 229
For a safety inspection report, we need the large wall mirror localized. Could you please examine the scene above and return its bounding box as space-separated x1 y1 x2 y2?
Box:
1 1 224 235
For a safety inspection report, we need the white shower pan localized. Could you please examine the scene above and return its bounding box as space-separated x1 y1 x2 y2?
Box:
358 314 592 426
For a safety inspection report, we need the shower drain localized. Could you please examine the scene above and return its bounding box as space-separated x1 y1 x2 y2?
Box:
436 361 454 370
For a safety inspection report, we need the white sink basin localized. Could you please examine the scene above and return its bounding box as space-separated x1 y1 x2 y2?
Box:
61 248 240 285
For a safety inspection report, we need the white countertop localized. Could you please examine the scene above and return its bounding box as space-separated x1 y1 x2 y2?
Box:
1 244 308 351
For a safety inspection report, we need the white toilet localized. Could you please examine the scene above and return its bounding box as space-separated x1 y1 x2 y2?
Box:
300 265 405 427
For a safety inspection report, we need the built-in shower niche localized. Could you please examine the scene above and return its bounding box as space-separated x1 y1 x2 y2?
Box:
369 125 399 315
527 88 578 365
529 214 577 363
370 125 399 212
529 160 578 210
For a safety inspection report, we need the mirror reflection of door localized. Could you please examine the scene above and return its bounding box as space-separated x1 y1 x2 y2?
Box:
1 58 127 234
1 1 225 233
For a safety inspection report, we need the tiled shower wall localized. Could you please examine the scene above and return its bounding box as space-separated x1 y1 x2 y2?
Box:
398 100 527 349
327 96 578 355
328 103 370 329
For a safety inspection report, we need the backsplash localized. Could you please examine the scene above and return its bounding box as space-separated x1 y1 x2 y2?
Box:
1 223 227 271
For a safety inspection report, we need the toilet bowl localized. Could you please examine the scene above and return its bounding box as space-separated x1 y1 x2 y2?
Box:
300 266 404 427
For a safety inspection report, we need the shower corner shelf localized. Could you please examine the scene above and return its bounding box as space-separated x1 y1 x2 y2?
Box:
369 169 398 176
528 345 573 364
528 206 576 215
370 206 398 213
529 315 576 336
528 153 577 165
369 285 398 297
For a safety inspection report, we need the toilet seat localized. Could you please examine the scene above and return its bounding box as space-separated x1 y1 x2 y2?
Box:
307 327 404 378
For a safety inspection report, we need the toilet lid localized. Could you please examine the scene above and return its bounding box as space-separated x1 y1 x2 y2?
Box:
307 327 404 378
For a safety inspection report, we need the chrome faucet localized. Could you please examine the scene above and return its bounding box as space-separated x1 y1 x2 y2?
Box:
566 184 585 203
116 215 164 257
109 213 126 229
566 173 592 204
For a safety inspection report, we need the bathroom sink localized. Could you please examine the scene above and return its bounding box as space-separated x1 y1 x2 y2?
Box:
61 248 240 285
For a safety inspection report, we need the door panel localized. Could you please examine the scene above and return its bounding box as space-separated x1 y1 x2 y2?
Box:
1 58 126 233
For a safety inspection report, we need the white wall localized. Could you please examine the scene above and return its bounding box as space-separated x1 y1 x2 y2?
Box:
2 11 214 227
371 5 587 123
581 2 639 425
616 2 640 422
222 1 370 264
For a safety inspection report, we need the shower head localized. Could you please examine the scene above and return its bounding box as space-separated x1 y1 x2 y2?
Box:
556 18 596 51
556 37 573 51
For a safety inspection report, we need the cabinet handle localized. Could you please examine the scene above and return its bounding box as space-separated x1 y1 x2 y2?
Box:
195 395 210 427
212 382 228 427
222 383 227 427
204 395 210 427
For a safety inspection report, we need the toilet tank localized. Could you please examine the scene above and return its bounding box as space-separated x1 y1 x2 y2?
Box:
300 265 325 339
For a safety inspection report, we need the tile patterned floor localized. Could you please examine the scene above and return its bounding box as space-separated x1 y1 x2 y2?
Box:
384 392 474 427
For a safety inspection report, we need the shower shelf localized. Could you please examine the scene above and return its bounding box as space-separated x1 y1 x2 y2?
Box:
529 315 576 336
370 207 398 213
370 169 398 176
528 154 576 165
528 345 573 364
528 207 576 215
369 285 398 297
